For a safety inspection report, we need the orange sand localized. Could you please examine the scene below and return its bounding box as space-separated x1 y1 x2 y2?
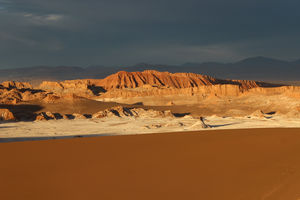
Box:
1 128 300 200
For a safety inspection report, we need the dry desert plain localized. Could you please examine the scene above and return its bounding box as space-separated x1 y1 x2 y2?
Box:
1 129 300 200
1 70 300 199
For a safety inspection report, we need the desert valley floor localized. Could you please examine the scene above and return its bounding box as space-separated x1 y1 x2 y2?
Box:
1 70 300 199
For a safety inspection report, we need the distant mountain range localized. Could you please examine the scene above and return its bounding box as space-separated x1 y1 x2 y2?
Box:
1 56 300 83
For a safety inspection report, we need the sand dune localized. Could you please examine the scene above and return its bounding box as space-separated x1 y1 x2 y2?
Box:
1 128 300 200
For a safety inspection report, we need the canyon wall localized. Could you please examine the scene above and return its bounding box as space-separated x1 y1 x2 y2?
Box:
36 70 277 99
89 70 266 90
1 70 300 105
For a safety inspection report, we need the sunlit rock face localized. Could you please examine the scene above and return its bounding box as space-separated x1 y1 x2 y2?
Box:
92 70 262 90
0 108 15 121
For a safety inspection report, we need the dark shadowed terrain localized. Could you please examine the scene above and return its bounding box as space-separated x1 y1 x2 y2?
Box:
1 57 300 84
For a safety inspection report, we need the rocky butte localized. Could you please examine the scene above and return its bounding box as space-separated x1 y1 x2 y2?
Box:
37 70 279 98
89 70 267 90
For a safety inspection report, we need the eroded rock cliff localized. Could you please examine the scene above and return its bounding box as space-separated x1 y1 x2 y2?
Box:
91 70 265 90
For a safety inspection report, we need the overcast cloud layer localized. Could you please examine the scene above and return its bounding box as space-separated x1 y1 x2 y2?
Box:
0 0 300 68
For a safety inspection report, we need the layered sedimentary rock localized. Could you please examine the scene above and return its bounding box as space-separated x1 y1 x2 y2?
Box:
100 85 300 100
1 70 299 105
246 86 300 98
84 70 300 100
35 70 276 100
94 70 218 89
91 70 266 90
99 84 244 99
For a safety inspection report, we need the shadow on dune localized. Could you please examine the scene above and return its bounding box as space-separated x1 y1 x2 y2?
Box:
0 126 17 129
265 111 276 115
209 122 240 128
173 113 191 117
132 102 144 106
0 133 112 143
0 104 44 121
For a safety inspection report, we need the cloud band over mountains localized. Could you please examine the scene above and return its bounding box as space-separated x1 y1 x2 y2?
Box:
0 0 300 68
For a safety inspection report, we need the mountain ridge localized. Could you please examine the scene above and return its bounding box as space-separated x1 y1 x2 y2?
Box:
1 56 300 83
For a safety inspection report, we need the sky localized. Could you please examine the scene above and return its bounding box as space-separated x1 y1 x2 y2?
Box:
0 0 300 68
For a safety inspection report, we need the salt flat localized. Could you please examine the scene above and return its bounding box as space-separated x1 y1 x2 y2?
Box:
1 115 300 139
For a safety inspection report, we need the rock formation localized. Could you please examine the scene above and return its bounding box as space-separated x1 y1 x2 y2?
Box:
1 70 300 121
34 70 275 99
0 70 282 103
0 80 89 105
92 106 174 119
98 84 245 99
250 110 266 118
85 71 300 101
1 81 33 90
200 117 211 128
72 113 87 119
34 106 174 121
0 81 51 104
91 70 267 90
39 80 104 98
0 109 15 121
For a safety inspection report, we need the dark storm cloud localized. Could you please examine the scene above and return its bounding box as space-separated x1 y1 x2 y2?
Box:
0 0 300 68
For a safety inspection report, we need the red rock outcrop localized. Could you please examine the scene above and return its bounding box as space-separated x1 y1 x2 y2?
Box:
26 70 277 100
92 70 264 90
94 70 218 89
0 70 294 105
99 84 245 99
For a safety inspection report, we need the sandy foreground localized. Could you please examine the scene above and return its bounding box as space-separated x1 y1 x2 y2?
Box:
1 115 300 140
1 128 300 200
